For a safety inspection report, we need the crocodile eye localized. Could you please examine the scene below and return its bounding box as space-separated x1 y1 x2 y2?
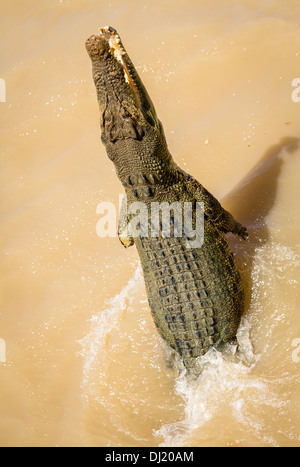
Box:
121 108 129 118
136 126 144 139
103 110 112 121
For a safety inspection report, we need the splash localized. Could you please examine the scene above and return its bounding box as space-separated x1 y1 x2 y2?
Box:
154 319 262 446
154 240 299 447
78 241 299 446
154 324 285 447
79 263 143 392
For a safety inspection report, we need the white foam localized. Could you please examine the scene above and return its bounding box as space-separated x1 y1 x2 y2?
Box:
154 240 300 447
78 240 299 445
79 263 143 390
155 312 291 446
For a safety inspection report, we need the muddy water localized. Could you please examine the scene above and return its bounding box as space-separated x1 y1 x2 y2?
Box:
1 0 300 447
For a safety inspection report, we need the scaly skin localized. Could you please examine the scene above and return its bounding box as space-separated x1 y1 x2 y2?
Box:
86 27 248 372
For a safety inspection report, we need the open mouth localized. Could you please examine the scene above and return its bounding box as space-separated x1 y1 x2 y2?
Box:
86 26 159 134
99 26 141 105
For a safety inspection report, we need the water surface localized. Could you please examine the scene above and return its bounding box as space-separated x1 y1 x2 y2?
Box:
0 0 300 447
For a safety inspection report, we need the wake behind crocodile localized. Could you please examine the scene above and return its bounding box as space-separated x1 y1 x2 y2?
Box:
78 266 268 446
154 326 265 447
78 237 299 446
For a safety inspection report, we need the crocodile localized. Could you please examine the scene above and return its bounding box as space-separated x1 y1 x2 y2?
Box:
85 27 248 372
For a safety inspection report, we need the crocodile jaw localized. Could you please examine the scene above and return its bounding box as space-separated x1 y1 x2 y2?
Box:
99 26 133 87
85 26 159 141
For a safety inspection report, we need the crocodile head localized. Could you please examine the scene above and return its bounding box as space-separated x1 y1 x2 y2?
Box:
86 27 172 180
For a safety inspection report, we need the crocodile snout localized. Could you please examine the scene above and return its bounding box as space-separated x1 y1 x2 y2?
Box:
85 34 108 58
86 27 123 59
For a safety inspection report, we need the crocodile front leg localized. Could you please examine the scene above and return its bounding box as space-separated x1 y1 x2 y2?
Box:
186 175 249 240
118 195 135 248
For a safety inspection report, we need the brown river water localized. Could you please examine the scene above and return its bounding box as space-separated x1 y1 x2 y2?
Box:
1 0 300 447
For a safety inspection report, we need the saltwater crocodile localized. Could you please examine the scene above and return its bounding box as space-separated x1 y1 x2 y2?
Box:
86 27 248 372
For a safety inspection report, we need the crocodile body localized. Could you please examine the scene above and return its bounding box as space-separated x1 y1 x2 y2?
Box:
86 27 248 371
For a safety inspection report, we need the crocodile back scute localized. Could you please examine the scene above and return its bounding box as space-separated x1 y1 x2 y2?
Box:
136 224 243 369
